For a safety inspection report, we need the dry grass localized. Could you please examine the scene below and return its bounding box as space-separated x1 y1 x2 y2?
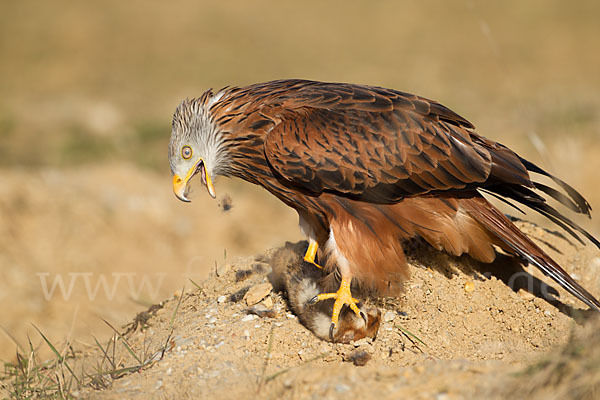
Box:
0 293 186 399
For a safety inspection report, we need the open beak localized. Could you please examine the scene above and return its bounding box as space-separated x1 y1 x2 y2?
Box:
172 158 216 202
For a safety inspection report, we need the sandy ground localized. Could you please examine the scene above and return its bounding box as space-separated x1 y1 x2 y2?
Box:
66 218 600 399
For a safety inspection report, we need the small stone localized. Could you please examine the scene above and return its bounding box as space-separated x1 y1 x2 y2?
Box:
345 350 371 366
319 342 330 353
544 310 552 317
166 367 172 376
383 311 396 322
464 280 475 293
216 263 234 276
261 296 274 308
241 314 257 322
154 380 163 390
217 295 227 303
208 316 217 324
517 288 535 301
335 383 350 393
243 330 250 339
243 282 273 306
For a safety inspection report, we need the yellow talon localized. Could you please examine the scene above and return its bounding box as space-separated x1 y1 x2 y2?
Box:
308 276 366 340
303 240 323 269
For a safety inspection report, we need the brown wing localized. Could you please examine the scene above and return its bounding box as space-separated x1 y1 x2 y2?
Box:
252 80 596 248
260 80 531 203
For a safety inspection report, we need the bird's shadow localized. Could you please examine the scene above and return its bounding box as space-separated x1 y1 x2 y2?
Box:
403 237 593 323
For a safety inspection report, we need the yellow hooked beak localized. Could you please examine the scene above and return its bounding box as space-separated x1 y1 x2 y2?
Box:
172 158 216 202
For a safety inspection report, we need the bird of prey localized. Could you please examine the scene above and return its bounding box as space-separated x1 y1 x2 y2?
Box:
169 79 600 337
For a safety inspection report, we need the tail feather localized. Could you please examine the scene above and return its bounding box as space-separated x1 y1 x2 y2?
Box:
486 184 600 248
519 158 592 217
463 197 600 311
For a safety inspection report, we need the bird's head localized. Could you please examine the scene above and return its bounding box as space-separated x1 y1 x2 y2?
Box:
168 94 228 202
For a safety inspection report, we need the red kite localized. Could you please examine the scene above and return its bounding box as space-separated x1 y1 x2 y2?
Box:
169 79 600 337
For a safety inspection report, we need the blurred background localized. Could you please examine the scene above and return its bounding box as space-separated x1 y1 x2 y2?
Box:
0 0 598 361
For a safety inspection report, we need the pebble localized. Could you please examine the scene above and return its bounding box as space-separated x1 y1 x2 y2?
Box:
217 295 227 303
241 314 257 322
243 282 273 306
166 367 172 376
319 342 330 352
464 280 475 293
517 288 535 301
154 380 163 390
335 383 351 393
261 296 274 308
383 311 396 322
216 263 233 276
353 338 370 348
243 330 250 339
208 316 217 324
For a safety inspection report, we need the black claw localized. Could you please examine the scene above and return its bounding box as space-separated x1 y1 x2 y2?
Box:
329 322 336 341
308 295 319 305
360 311 368 325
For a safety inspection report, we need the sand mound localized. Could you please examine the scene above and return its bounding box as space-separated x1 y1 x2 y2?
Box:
70 221 600 399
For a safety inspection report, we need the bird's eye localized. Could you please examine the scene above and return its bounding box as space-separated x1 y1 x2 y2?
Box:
181 145 193 160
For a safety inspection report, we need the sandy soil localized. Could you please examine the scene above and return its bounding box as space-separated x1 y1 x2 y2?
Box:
68 218 600 399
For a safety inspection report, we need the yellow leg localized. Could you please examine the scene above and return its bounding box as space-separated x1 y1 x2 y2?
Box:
309 275 366 340
303 239 323 269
